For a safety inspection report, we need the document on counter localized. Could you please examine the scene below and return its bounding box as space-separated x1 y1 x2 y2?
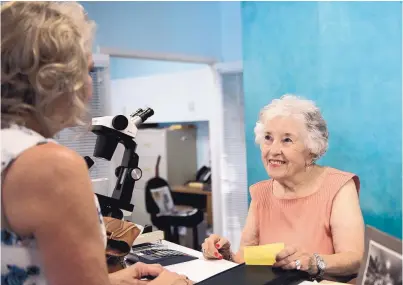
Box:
164 258 239 283
244 243 284 266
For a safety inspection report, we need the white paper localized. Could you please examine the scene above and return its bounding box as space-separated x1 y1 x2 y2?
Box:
164 258 238 283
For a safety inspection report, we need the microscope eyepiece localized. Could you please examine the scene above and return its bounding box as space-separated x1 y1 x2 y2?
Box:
139 108 154 123
130 107 154 127
130 108 144 118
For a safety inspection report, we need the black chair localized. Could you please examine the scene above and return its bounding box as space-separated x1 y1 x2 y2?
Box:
145 156 204 250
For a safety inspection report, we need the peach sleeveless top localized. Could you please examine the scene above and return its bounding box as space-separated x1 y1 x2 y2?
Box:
239 167 360 255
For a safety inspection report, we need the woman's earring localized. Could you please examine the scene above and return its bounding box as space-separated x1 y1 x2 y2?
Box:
305 160 313 171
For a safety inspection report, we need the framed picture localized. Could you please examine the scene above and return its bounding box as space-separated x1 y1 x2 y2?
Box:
357 226 402 285
150 186 175 214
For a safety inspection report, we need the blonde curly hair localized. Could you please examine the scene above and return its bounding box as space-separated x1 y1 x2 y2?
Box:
1 1 96 137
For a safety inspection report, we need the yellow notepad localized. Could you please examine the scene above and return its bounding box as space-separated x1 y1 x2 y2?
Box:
244 243 285 266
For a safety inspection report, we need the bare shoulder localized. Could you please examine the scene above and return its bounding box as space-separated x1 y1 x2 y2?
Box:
331 177 364 227
334 178 360 204
330 178 364 254
19 142 86 168
2 142 92 235
6 142 88 184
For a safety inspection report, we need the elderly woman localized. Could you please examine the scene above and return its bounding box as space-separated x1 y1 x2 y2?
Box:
202 95 364 279
1 2 191 285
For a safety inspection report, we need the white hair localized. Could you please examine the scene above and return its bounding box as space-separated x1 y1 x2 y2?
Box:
254 94 329 161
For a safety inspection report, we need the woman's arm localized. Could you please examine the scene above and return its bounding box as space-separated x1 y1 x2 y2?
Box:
321 178 365 276
233 200 260 263
2 143 110 285
201 199 259 263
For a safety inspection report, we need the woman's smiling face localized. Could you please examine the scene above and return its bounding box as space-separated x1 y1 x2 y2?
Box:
260 115 312 180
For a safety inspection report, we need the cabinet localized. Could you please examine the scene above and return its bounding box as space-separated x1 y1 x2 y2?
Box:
123 128 197 226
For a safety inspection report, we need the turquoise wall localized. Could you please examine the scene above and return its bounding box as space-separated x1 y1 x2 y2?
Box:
242 1 402 238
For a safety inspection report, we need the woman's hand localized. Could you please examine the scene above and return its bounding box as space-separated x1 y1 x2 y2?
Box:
273 245 317 275
109 262 163 285
201 234 232 260
151 270 193 285
109 262 193 285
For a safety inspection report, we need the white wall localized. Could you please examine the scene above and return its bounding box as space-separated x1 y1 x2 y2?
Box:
109 64 248 239
110 67 223 233
111 66 215 172
110 67 215 123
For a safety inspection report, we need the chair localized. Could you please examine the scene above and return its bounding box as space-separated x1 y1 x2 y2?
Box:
145 156 204 250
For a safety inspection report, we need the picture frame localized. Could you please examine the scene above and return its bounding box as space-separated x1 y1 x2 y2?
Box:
150 186 175 214
356 226 402 285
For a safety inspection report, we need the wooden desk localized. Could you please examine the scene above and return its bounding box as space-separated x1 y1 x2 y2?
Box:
171 185 212 226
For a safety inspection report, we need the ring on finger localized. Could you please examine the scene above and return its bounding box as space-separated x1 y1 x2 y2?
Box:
182 276 191 284
295 259 301 270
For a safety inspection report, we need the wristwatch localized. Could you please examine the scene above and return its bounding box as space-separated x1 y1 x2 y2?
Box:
313 253 326 279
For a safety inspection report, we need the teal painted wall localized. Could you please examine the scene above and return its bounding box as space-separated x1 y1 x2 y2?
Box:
242 1 402 238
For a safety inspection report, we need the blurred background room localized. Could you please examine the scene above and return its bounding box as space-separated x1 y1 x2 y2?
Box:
57 1 402 251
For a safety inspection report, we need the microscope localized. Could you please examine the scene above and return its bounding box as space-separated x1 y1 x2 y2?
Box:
88 108 154 219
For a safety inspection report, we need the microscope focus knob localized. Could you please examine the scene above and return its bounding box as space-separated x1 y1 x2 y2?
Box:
112 115 128 130
131 168 142 181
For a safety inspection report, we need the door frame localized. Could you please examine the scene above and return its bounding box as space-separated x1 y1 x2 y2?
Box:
97 47 244 236
212 62 245 238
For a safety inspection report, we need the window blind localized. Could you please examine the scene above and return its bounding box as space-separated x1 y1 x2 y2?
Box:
220 72 248 252
55 66 110 181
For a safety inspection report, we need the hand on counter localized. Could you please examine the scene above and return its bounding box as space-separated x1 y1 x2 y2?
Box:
273 245 318 275
201 234 232 261
150 269 193 285
109 262 193 285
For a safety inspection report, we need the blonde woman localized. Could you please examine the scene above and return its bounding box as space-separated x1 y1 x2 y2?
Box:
1 2 191 285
